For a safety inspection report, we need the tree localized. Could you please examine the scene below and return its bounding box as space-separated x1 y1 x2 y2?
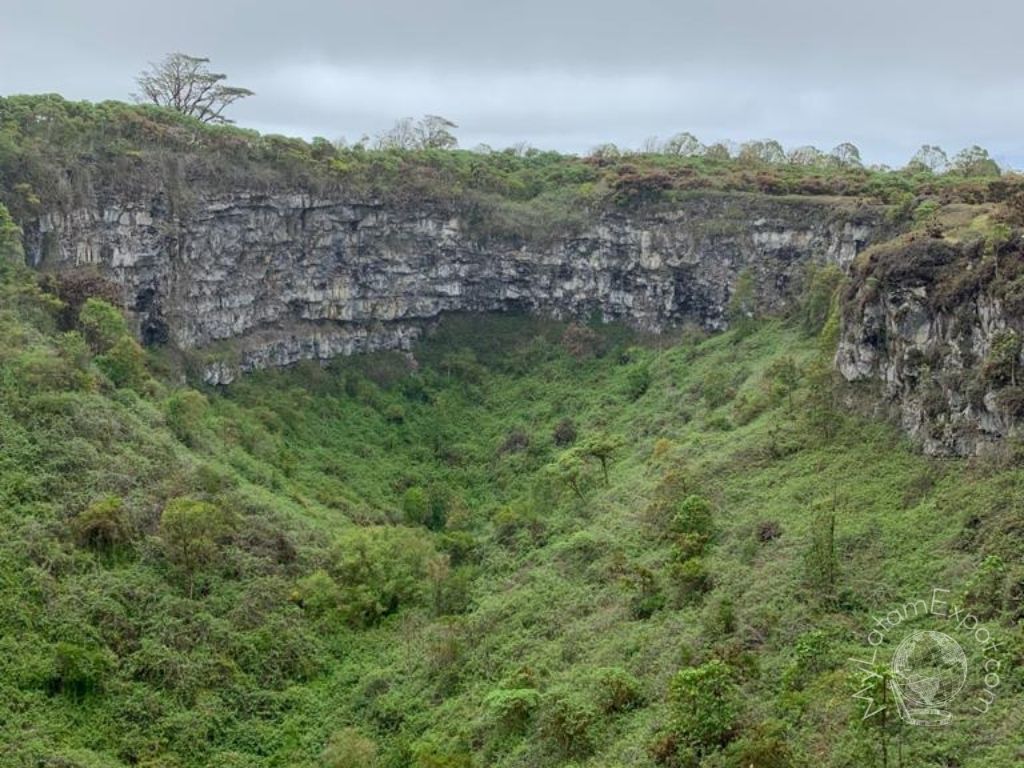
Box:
416 115 458 149
907 145 949 174
983 329 1021 386
853 662 903 768
160 498 236 597
135 53 253 124
375 117 417 149
552 450 589 499
588 143 622 161
671 495 714 559
704 142 732 160
581 434 622 485
663 132 704 157
375 115 458 150
738 139 786 165
640 135 662 154
804 494 840 605
538 687 599 759
787 145 827 166
799 263 844 336
165 389 209 446
552 417 577 446
952 145 1001 178
830 142 863 168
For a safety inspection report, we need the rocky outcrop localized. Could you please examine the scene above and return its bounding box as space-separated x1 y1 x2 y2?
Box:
23 191 879 383
837 230 1024 456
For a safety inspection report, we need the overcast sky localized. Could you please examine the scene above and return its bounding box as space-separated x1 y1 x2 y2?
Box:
1 0 1021 168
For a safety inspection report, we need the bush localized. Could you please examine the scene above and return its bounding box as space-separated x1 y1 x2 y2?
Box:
552 417 577 446
72 494 132 555
402 486 430 526
0 202 21 259
159 497 237 597
701 369 734 408
332 526 435 626
592 667 643 713
626 565 665 619
484 687 541 734
964 554 1007 620
78 297 128 353
165 390 209 445
48 642 115 700
561 323 601 359
321 727 379 768
625 364 652 400
8 348 90 394
47 271 122 331
994 386 1024 419
498 427 530 454
982 330 1021 387
538 687 599 758
670 557 712 602
672 495 714 540
756 520 782 542
721 721 792 768
668 660 738 754
95 336 148 390
492 503 546 548
294 569 342 617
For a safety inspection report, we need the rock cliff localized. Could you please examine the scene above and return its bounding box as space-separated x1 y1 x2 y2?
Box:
22 191 878 383
837 220 1024 456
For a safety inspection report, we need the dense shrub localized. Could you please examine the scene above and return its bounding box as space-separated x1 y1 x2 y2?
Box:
331 526 436 626
95 335 148 390
668 660 738 754
71 494 132 555
77 298 129 353
552 417 577 446
592 666 643 713
538 687 600 758
484 687 541 735
165 389 210 446
159 497 237 597
321 728 379 768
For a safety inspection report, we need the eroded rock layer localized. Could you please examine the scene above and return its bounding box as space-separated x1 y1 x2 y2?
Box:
23 191 878 383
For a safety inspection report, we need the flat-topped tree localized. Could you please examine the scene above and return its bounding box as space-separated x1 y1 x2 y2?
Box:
134 52 253 124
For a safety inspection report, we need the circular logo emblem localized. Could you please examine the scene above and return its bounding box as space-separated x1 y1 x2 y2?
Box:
889 630 968 725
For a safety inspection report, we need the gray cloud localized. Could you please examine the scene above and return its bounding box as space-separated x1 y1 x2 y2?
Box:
1 0 1021 167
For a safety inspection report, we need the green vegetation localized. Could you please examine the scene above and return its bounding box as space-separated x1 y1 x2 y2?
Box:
2 94 1022 250
0 210 1022 766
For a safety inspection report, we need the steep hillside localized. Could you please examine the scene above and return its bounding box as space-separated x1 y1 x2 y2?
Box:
1 213 1022 767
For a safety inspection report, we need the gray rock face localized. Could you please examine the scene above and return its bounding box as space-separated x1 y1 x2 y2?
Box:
837 234 1024 456
24 191 878 383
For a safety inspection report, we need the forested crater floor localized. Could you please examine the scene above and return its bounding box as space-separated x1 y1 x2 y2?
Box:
1 247 1022 767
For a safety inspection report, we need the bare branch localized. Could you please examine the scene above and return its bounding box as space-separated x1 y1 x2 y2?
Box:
133 53 253 124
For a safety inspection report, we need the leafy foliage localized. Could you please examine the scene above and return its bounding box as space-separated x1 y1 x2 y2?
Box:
0 258 1020 767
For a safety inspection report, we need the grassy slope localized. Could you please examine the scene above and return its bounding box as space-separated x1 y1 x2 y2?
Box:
0 254 1022 768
